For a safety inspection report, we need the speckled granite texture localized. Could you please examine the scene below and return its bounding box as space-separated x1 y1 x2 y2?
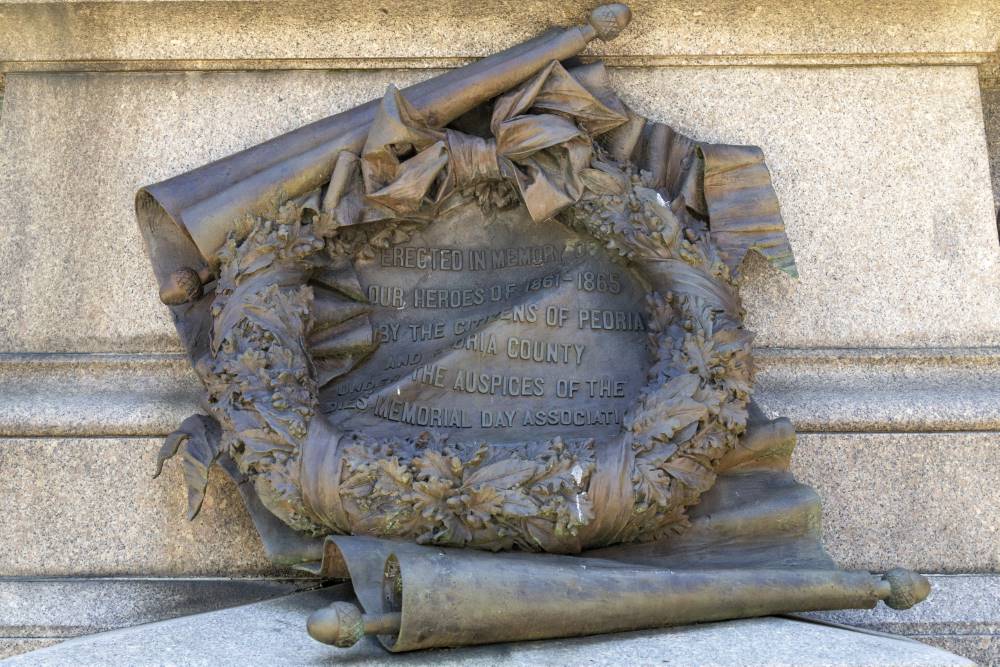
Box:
1 2 998 664
0 587 975 667
1 1 997 65
1 67 998 351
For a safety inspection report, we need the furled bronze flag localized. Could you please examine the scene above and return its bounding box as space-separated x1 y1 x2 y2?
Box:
137 3 925 653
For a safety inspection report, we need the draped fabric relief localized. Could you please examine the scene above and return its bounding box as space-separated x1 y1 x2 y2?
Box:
146 59 798 552
135 10 934 650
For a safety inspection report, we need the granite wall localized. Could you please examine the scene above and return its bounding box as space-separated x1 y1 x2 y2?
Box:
1 1 998 662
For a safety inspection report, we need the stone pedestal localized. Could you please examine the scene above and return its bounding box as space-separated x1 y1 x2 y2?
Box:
0 587 976 667
0 1 998 663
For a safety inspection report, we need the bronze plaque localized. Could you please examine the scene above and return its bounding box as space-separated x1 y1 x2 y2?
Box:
323 202 650 443
136 3 932 653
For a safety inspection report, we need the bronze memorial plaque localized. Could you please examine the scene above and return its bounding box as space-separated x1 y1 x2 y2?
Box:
324 201 651 443
137 3 931 653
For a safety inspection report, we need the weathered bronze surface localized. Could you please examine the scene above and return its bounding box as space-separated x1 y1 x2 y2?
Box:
137 3 929 653
307 563 929 651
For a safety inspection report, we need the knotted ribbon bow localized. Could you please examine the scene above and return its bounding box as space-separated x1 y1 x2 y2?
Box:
360 61 630 224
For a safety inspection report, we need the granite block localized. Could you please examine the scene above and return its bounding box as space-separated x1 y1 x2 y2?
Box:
807 574 1000 636
0 437 282 576
1 432 996 576
611 65 1000 349
805 574 1000 663
916 635 1000 667
0 4 995 664
1 66 997 352
0 69 431 353
981 84 1000 213
792 433 1000 573
1 587 974 666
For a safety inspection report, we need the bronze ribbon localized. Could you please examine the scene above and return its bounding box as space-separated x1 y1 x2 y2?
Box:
360 61 630 224
299 417 352 534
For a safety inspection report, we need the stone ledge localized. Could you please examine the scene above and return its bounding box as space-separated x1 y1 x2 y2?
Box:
1 1 997 70
805 575 1000 666
2 575 990 638
0 586 974 666
1 576 995 663
1 349 998 437
0 577 313 638
3 53 996 74
0 354 199 437
754 347 1000 433
0 640 60 662
0 577 317 659
814 579 1000 635
1 433 996 575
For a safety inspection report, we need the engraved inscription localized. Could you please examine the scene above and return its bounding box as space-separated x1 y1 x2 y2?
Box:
504 338 585 365
452 369 546 397
380 244 562 271
321 202 652 442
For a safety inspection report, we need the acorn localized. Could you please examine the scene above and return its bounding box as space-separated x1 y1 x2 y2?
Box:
589 4 632 42
159 266 214 305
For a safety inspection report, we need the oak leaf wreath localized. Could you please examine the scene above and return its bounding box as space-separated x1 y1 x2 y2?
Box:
156 62 788 554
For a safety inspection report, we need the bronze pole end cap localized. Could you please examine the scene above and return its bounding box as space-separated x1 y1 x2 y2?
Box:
882 568 931 609
159 266 212 305
590 4 632 41
307 601 365 648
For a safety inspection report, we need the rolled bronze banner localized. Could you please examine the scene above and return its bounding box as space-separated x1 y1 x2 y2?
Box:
308 547 929 651
135 4 633 295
